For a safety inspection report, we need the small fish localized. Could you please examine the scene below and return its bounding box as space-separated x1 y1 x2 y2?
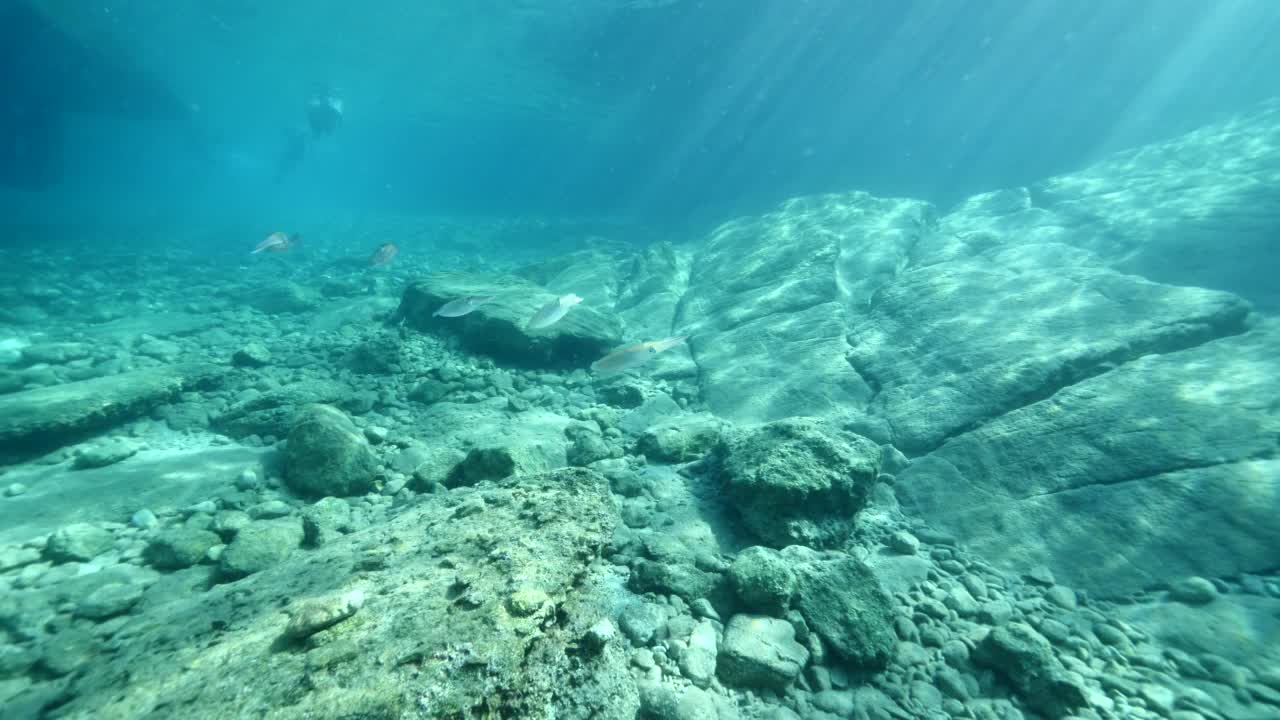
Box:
433 295 495 318
369 242 399 267
526 293 583 329
251 232 297 254
591 335 688 376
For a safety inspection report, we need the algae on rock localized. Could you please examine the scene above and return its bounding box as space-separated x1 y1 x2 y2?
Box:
283 404 378 497
35 468 630 719
714 417 881 548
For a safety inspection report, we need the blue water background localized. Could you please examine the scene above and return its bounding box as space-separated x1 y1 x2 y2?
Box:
1 0 1278 235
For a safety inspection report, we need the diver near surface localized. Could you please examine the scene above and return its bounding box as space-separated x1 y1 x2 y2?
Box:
273 86 343 181
306 89 343 137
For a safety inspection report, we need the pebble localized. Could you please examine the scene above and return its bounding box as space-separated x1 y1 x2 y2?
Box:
812 689 854 716
232 343 271 367
807 665 832 691
690 598 719 621
72 437 139 469
235 470 260 491
3 483 27 497
506 588 550 617
896 642 929 667
677 620 717 688
130 509 159 530
941 639 969 667
1239 575 1268 596
887 530 920 555
917 599 950 621
892 616 919 642
249 500 293 519
1025 565 1056 586
0 546 41 572
961 573 988 600
1045 585 1077 610
620 602 666 646
919 624 949 648
1201 654 1250 689
74 582 144 620
909 679 944 711
46 523 115 562
212 510 252 536
1257 667 1280 692
934 667 970 700
1140 683 1176 714
1176 685 1219 713
1168 576 1218 605
914 527 956 545
675 686 718 720
582 619 618 653
185 501 217 516
1093 623 1129 647
632 648 655 670
944 586 980 617
1037 618 1071 644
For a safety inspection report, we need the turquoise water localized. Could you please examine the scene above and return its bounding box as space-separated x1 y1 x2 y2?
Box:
1 2 1278 719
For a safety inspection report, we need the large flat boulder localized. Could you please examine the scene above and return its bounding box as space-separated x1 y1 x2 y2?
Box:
78 311 219 342
1031 98 1280 311
897 321 1280 596
692 302 871 421
677 192 930 423
0 363 223 461
397 271 623 369
847 259 1253 453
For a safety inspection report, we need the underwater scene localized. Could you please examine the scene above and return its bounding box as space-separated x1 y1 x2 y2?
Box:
2 1 1279 719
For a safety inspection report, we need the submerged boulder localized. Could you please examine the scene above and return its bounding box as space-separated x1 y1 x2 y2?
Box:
974 622 1089 719
784 546 896 670
397 271 623 369
0 363 222 460
218 518 304 579
213 379 349 439
446 443 558 487
897 320 1280 595
144 528 221 570
728 546 796 615
715 417 881 548
717 615 809 690
635 413 725 463
283 404 377 497
728 545 896 670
